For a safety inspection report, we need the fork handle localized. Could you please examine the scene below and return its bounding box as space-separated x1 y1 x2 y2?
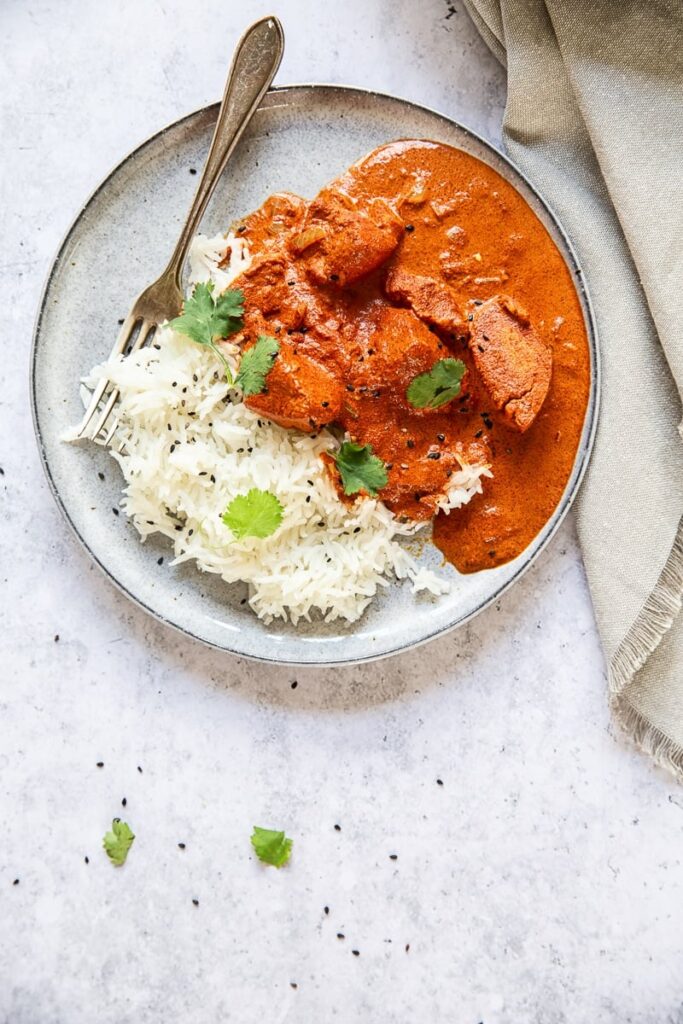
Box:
163 15 284 285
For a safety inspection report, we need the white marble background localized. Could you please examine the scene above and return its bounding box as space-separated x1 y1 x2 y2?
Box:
1 1 681 1021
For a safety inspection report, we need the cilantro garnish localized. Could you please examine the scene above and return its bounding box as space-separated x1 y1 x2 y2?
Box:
251 826 293 868
222 488 284 540
235 335 280 396
406 358 466 409
169 281 244 382
333 441 388 497
102 818 135 867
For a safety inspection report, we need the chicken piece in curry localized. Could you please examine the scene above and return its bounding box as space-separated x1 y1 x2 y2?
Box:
226 140 590 573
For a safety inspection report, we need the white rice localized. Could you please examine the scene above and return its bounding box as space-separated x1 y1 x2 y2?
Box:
72 231 491 624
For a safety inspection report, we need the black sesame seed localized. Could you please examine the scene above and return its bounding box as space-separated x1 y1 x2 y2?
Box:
112 507 119 516
467 313 473 322
97 471 105 481
189 168 197 175
321 401 329 408
473 299 483 306
436 778 443 786
172 381 177 388
405 224 415 232
291 680 298 689
54 634 59 642
389 854 398 860
346 384 355 392
427 451 441 460
329 273 339 282
437 433 445 442
210 475 216 484
352 950 360 957
337 933 345 939
170 445 175 453
192 898 199 906
84 856 89 864
157 556 164 565
121 797 127 807
178 842 186 850
484 418 493 429
324 906 330 915
373 389 381 397
96 762 104 768
406 439 415 449
334 824 341 831
13 878 19 886
137 766 143 773
193 374 198 382
414 493 421 502
385 463 393 470
478 344 485 353
474 429 483 439
489 549 497 558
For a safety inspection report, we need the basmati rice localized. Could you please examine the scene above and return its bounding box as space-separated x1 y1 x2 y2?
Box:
72 231 491 624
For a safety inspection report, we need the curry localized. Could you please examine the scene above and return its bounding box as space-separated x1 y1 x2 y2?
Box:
228 140 590 573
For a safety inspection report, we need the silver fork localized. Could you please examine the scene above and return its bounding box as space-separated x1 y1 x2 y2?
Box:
75 15 284 446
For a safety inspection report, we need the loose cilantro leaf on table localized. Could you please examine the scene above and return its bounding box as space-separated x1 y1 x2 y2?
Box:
235 335 280 396
406 358 466 409
103 818 135 867
169 281 244 382
333 441 388 497
222 488 284 540
251 826 293 868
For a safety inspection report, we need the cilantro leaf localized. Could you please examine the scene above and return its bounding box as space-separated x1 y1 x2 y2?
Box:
222 488 284 540
251 826 293 868
235 335 280 396
333 441 388 497
103 818 135 867
406 358 466 409
169 281 244 382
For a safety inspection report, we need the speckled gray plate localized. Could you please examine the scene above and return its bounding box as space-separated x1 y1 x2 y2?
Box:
32 85 599 665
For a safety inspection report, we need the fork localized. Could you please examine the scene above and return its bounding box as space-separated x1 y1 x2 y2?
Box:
75 15 284 446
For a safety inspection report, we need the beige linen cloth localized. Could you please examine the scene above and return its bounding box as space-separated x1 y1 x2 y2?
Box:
462 0 683 777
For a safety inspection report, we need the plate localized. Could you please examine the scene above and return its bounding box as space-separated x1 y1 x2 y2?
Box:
31 85 599 665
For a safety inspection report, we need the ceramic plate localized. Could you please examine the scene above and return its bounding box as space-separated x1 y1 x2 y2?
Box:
31 85 599 665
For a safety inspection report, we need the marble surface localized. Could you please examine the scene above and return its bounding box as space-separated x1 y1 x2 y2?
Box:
1 1 681 1021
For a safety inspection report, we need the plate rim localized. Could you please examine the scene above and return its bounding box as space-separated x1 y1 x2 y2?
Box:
30 83 600 666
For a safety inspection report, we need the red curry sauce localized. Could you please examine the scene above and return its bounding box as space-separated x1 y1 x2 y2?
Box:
229 140 591 573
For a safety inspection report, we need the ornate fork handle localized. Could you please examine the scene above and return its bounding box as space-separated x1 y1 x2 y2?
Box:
164 15 284 289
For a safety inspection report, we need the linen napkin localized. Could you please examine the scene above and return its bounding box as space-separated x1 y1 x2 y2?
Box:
462 0 683 777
